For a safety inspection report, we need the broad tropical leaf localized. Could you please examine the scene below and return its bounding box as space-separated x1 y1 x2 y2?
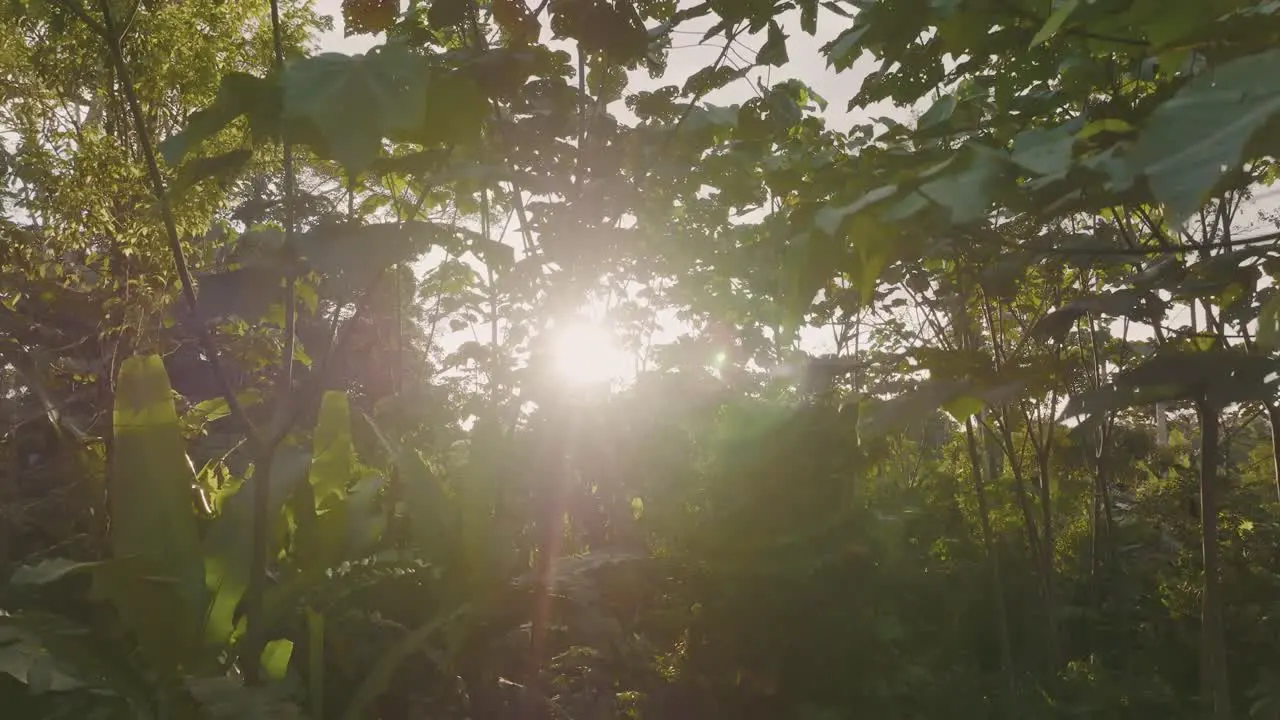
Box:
105 355 206 668
1127 49 1280 221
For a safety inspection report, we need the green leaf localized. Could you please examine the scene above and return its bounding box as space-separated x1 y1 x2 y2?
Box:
344 474 387 555
1030 0 1080 47
341 605 469 720
0 612 153 704
171 149 253 197
426 0 468 28
1031 289 1156 343
259 640 293 682
1128 49 1280 223
1010 124 1075 177
9 559 101 587
799 0 818 34
202 446 312 647
394 448 451 559
825 24 868 70
309 392 354 507
814 185 898 235
1258 293 1280 351
1060 383 1173 421
917 146 1009 224
186 675 305 719
917 94 957 130
304 221 454 298
471 236 517 270
757 20 789 66
185 390 263 427
160 73 277 166
344 0 399 34
197 266 287 321
860 379 972 439
1116 349 1280 409
281 46 430 175
108 355 206 667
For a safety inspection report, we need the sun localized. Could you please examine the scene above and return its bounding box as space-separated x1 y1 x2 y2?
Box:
547 319 634 388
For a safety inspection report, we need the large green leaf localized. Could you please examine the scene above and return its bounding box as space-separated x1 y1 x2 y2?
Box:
308 392 355 507
916 94 957 130
395 448 452 559
859 377 1026 440
9 559 101 587
280 45 430 175
1031 289 1162 343
1128 49 1280 222
186 676 305 720
757 19 789 66
196 266 287 321
170 148 253 197
340 605 470 720
106 355 206 668
291 391 368 576
814 185 898 236
914 145 1010 224
0 612 154 712
259 639 293 682
302 221 457 298
202 446 312 647
1068 349 1280 415
1010 123 1076 178
1029 0 1080 47
159 73 278 166
1258 292 1280 351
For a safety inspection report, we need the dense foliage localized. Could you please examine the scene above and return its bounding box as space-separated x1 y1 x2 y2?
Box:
3 0 1280 718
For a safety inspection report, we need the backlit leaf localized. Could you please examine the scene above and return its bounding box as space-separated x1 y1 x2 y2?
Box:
1030 0 1080 47
281 46 430 175
309 392 355 507
203 446 312 647
1258 293 1280 351
814 185 898 235
1128 49 1280 223
917 94 957 130
107 355 206 667
160 73 278 166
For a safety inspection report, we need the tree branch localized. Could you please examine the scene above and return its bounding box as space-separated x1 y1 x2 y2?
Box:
62 0 258 443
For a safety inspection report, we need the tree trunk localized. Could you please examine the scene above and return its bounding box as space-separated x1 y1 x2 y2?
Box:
965 418 1016 714
995 415 1042 572
1197 398 1231 720
1036 454 1059 669
1266 400 1280 504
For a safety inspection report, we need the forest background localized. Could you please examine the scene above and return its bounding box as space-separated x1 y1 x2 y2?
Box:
3 1 1280 720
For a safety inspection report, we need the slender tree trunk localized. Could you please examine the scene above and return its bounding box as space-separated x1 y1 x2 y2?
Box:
996 414 1042 569
1088 418 1116 651
1035 454 1059 669
1197 398 1231 720
965 418 1016 714
1265 400 1280 504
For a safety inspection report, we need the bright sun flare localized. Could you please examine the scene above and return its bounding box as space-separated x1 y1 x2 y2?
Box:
548 320 634 388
